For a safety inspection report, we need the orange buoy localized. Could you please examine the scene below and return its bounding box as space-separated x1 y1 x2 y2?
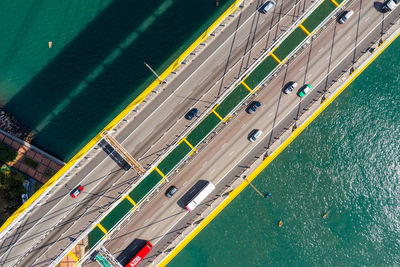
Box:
278 220 283 227
48 41 52 48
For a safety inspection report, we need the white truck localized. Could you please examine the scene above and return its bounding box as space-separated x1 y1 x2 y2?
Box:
383 0 398 11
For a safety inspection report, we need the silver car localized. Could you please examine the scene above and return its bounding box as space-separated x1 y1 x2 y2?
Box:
261 1 276 13
249 129 262 142
283 81 298 94
338 10 354 24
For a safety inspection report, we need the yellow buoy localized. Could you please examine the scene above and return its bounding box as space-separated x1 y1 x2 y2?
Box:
48 41 52 48
278 220 283 227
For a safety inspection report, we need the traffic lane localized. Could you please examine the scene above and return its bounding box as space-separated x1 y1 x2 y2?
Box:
265 0 385 127
30 167 139 267
6 149 137 267
114 0 313 166
102 105 278 259
104 191 188 257
303 0 382 85
0 144 108 257
7 1 312 266
101 0 324 258
143 4 400 264
119 0 312 161
106 1 397 260
2 153 133 267
0 153 101 257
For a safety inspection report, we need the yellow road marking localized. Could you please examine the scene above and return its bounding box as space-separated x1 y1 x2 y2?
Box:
212 110 224 121
330 0 339 7
182 138 195 150
97 223 108 235
159 29 400 267
68 251 79 262
154 166 165 177
125 195 136 206
241 81 253 92
299 24 311 35
222 115 230 123
270 52 281 63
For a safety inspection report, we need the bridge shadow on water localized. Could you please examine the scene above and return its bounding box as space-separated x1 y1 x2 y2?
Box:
4 0 232 161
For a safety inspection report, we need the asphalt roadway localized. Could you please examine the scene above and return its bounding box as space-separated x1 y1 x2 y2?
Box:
0 0 316 266
95 1 400 266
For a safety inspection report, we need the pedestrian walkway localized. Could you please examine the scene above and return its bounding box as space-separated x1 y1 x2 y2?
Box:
56 240 85 267
0 130 64 184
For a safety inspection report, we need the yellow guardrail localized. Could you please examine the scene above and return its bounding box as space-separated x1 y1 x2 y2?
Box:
0 0 243 234
158 28 400 266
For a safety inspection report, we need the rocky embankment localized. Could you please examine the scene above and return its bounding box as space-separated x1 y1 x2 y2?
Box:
0 108 34 142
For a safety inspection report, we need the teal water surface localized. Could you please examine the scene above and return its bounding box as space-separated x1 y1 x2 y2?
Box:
0 0 233 161
170 38 400 266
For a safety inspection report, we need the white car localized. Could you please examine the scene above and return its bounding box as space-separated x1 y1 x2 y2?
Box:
249 129 262 142
261 1 276 13
338 10 354 24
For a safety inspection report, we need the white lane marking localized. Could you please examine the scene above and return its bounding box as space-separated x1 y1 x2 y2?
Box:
120 2 307 148
146 7 389 252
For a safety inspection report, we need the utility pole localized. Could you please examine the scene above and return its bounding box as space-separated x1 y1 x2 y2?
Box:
144 61 165 84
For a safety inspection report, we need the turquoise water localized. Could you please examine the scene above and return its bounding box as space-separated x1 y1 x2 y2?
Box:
170 39 400 265
0 0 232 161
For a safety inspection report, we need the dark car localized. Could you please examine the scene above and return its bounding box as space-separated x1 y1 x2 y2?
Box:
70 185 84 198
185 108 198 120
165 186 178 198
246 101 261 114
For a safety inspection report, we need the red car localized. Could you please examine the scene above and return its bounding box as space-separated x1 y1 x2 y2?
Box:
70 185 84 198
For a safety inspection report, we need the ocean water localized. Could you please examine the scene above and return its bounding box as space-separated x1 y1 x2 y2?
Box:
0 0 232 161
169 38 400 265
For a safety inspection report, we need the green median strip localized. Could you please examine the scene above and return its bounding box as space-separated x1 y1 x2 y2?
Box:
273 28 308 60
88 226 106 248
215 84 251 118
129 171 163 203
186 114 221 147
157 142 192 175
244 56 279 89
302 0 337 32
100 198 134 231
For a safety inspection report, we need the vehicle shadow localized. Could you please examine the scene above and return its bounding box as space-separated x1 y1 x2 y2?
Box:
373 2 385 12
176 180 209 209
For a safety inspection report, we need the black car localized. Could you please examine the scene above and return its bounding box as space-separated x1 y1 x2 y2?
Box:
165 186 178 198
246 101 261 114
185 108 198 120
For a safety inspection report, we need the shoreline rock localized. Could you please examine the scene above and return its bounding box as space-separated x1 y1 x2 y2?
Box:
0 108 34 143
